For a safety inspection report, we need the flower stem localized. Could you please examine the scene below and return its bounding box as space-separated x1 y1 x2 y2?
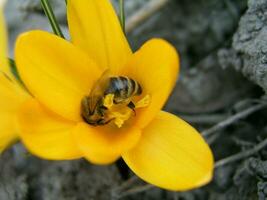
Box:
119 0 125 32
40 0 65 38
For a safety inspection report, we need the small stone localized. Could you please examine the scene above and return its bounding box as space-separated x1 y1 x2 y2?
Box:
239 33 252 42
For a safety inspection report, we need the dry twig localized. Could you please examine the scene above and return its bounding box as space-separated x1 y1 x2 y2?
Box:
126 0 169 33
113 175 139 192
180 113 228 124
202 102 267 138
114 184 155 199
215 137 267 168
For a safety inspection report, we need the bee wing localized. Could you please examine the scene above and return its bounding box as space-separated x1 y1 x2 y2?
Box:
88 69 111 112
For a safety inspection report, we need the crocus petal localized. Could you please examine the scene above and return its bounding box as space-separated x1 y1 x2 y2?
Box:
17 99 82 160
0 4 8 73
72 122 141 165
0 2 15 81
15 30 102 122
0 1 30 153
0 74 29 152
67 0 132 73
122 39 179 129
122 111 214 191
0 114 17 152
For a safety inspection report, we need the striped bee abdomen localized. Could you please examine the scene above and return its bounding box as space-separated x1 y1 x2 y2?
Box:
104 76 142 104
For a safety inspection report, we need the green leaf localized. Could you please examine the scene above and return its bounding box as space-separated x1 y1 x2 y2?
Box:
8 58 29 93
119 0 125 33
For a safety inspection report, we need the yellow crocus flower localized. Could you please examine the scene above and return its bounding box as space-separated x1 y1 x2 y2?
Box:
0 0 30 152
15 0 214 190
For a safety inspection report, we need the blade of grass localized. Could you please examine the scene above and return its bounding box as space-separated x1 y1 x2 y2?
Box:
8 58 29 93
8 58 24 85
40 0 65 38
119 0 125 32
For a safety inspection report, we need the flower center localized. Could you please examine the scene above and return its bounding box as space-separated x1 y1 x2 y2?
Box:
103 94 150 127
81 76 150 128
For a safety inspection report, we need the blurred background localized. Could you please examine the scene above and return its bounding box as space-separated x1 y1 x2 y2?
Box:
1 0 267 199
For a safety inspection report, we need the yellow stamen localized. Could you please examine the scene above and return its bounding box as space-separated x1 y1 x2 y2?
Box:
104 94 151 128
103 94 114 109
109 109 133 128
135 95 151 108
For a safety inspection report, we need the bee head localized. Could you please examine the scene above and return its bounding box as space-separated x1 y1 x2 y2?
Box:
81 96 108 126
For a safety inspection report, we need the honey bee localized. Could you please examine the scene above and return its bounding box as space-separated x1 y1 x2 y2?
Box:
81 71 142 126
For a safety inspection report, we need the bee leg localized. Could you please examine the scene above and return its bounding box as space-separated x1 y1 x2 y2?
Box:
97 117 114 125
127 101 136 116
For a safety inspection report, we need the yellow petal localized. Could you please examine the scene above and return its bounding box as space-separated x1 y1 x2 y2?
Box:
67 0 132 73
0 6 8 72
0 74 29 104
122 39 179 129
122 111 214 191
0 3 15 81
17 99 82 160
0 114 18 153
15 30 102 121
0 4 30 152
0 90 19 153
72 122 141 165
80 147 120 165
0 74 30 152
